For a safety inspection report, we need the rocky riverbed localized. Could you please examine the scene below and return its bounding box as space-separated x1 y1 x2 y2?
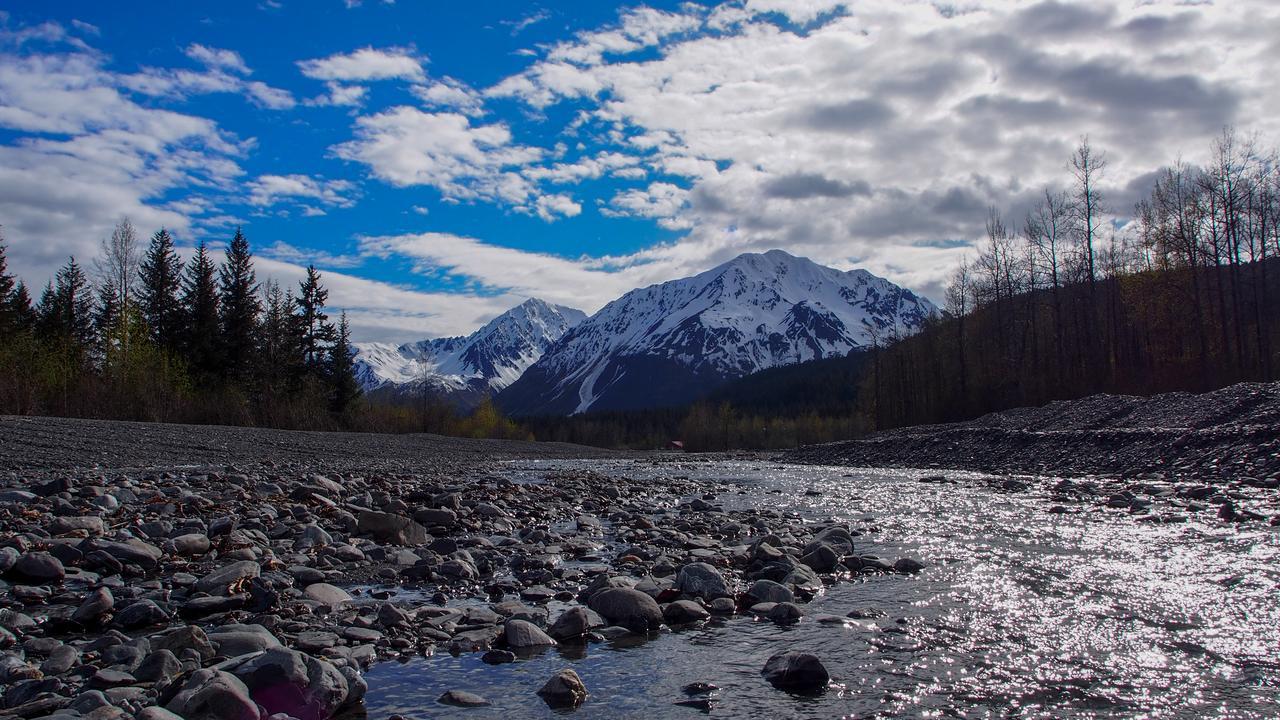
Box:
0 417 926 720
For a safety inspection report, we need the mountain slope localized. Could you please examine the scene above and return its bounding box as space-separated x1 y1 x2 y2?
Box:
497 250 936 415
353 299 586 405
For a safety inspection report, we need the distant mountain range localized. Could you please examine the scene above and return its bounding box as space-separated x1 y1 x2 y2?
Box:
353 299 586 407
497 250 937 415
353 250 936 414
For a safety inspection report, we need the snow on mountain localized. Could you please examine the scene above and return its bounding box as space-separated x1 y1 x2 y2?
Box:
353 299 587 402
496 250 938 416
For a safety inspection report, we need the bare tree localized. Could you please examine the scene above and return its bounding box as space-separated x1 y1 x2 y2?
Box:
1070 137 1107 287
95 217 142 354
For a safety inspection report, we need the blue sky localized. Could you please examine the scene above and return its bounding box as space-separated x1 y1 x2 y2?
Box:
1 1 1276 341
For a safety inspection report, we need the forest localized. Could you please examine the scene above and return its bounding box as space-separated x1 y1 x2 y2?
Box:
0 224 528 439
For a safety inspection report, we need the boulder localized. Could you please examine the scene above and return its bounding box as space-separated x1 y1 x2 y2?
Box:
588 588 663 634
438 690 490 707
761 651 829 693
675 563 730 599
225 647 349 720
537 669 588 709
164 669 260 720
195 561 260 596
503 619 557 649
744 579 793 605
663 600 711 624
10 552 65 585
356 511 428 546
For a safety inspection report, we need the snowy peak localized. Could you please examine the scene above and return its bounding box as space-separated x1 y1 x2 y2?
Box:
497 250 937 416
352 299 586 401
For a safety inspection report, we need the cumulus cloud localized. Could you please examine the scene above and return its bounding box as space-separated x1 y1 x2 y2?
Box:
184 44 251 75
246 174 357 209
298 46 425 83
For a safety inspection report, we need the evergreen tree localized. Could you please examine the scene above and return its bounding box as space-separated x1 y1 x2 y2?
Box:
8 281 35 332
137 228 183 349
181 241 221 376
257 279 304 397
0 239 18 337
218 228 261 383
94 279 121 360
296 265 335 374
328 310 361 416
38 257 95 350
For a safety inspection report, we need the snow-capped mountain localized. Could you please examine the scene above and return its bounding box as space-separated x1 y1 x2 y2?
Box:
353 298 587 406
496 250 937 415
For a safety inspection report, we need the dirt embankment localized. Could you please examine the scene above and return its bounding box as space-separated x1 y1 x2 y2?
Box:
787 382 1280 483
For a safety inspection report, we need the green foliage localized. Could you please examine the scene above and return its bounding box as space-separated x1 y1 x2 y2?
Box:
138 228 184 350
218 227 261 383
181 241 221 377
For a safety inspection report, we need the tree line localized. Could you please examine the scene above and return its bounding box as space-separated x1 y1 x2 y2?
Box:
860 128 1280 431
0 221 361 427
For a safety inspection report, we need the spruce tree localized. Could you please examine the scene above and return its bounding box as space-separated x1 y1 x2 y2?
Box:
94 279 121 360
138 228 183 350
258 279 304 397
39 257 94 351
296 265 335 375
181 241 221 376
328 310 361 416
0 239 17 337
218 228 261 383
8 281 35 332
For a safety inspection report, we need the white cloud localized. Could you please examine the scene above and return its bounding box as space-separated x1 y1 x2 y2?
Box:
246 174 357 209
184 44 250 75
534 193 582 221
332 107 542 204
297 46 425 83
306 81 368 107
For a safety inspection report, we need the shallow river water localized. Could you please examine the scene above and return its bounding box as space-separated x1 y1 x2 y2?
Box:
359 460 1280 719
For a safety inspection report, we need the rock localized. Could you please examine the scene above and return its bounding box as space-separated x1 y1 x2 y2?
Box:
164 669 260 720
49 516 105 536
10 552 65 584
744 579 794 605
800 543 840 573
303 583 353 608
86 539 163 569
438 690 491 707
548 607 591 640
195 561 260 595
894 558 926 574
41 644 80 675
376 603 410 628
414 508 457 528
481 649 516 664
134 649 182 685
357 510 428 546
588 588 663 634
115 599 169 629
150 625 216 661
206 625 281 657
537 668 588 709
170 534 212 556
675 562 730 599
761 651 829 693
768 602 804 625
225 647 349 720
663 600 711 624
503 619 557 649
137 708 186 720
73 587 114 625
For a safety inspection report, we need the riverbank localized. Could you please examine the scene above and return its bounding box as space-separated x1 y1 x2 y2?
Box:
788 381 1280 484
0 418 925 719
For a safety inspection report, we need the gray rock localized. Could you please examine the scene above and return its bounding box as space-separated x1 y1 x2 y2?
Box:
745 579 794 605
537 668 588 709
206 625 280 656
134 649 182 685
414 508 457 528
170 534 212 556
225 647 348 720
894 558 926 574
86 539 163 569
49 516 106 536
675 562 730 599
303 583 353 607
800 543 840 573
73 587 114 625
164 669 259 720
149 625 216 661
768 602 805 625
761 651 829 693
663 599 711 623
136 708 185 720
357 510 428 546
439 689 491 707
588 588 663 634
41 644 80 675
11 552 65 584
195 561 260 595
115 599 169 629
503 619 557 649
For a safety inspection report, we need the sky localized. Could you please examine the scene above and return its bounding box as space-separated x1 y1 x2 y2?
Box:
1 0 1277 342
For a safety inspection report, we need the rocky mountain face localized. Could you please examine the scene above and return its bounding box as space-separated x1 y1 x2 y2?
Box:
353 298 587 407
497 250 937 415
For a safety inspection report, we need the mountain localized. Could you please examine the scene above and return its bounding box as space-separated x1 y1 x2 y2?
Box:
497 249 937 416
353 298 587 407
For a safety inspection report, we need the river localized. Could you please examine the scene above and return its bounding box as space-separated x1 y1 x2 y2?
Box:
358 459 1280 719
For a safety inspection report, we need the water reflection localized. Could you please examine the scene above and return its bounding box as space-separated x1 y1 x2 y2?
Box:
361 460 1280 719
